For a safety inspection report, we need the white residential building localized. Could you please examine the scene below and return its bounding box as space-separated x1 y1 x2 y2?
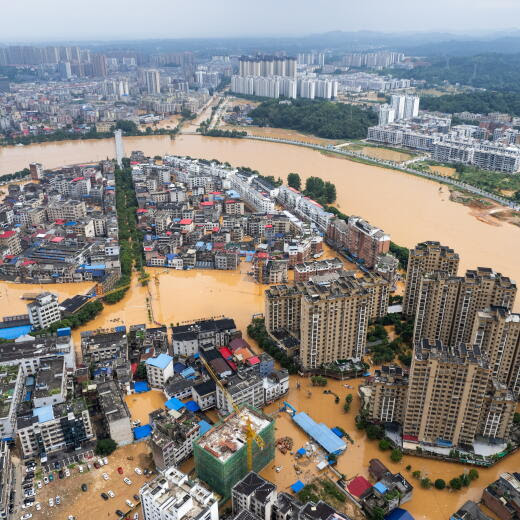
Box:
146 354 174 389
140 467 218 520
27 292 61 330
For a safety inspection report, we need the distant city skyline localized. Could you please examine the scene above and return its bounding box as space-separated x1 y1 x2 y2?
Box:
2 0 520 42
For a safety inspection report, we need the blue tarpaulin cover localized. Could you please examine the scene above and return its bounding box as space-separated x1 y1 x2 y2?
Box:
385 509 415 520
296 448 306 455
331 427 344 438
292 412 346 454
184 400 200 412
165 397 185 411
198 420 212 436
291 481 304 493
133 424 152 440
134 381 149 393
374 482 388 494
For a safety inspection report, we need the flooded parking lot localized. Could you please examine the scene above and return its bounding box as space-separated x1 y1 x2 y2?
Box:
30 443 152 520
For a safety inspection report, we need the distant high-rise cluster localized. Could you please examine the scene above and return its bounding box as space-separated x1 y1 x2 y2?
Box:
232 54 337 100
342 51 404 68
378 94 420 125
238 55 297 78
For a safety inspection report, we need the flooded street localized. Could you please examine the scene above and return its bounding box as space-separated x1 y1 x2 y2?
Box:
1 134 518 312
124 390 167 425
0 131 519 518
262 376 519 520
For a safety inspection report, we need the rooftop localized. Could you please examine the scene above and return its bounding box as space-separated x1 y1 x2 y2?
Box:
195 407 271 463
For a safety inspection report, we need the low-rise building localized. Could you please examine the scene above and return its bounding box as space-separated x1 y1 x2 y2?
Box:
27 292 61 329
32 356 67 408
17 398 94 459
149 408 201 470
481 473 520 520
146 353 174 389
0 364 24 440
97 380 133 446
216 372 265 414
140 467 218 520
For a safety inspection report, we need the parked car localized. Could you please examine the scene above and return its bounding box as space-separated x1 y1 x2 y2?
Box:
125 500 135 508
55 496 61 505
102 473 109 481
53 462 61 470
58 470 64 479
35 503 41 511
133 494 139 502
36 481 42 489
78 465 84 473
108 490 115 498
123 477 132 485
115 511 124 518
21 513 32 520
101 493 109 501
43 477 48 485
134 514 139 520
134 467 142 475
65 469 70 477
48 498 54 507
117 467 123 474
48 474 54 482
81 484 88 492
103 457 108 465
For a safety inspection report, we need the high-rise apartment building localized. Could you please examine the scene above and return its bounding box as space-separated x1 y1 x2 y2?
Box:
360 365 409 424
29 162 43 181
238 56 297 78
413 268 517 346
92 54 107 77
403 339 491 447
378 104 395 125
403 241 460 318
265 272 383 368
344 216 390 269
472 306 520 398
145 69 161 95
391 95 419 121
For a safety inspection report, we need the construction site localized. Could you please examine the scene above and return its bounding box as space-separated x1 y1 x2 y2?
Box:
193 405 275 501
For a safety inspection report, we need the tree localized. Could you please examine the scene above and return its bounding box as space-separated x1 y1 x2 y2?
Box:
115 120 138 133
378 439 391 451
135 363 147 380
369 507 386 520
421 478 431 489
366 424 384 440
95 438 117 456
449 477 462 490
468 469 479 481
434 479 446 490
324 182 337 203
390 449 403 462
514 412 520 424
287 173 301 190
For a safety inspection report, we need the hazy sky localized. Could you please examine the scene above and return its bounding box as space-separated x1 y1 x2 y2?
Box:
2 0 520 42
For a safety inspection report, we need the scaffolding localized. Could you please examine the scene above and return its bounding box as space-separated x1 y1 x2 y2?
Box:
193 405 275 501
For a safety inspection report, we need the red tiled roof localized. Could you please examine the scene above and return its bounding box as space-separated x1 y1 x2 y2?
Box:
179 218 193 225
0 231 16 239
347 476 372 497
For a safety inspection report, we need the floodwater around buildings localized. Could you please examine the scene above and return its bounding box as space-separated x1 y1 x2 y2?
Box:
1 133 519 312
1 132 520 517
262 376 518 520
124 389 166 425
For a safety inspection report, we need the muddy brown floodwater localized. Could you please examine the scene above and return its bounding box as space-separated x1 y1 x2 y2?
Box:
1 134 518 311
261 376 518 520
1 132 520 517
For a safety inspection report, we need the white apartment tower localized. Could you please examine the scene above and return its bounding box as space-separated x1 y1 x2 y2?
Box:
27 292 61 330
146 69 161 95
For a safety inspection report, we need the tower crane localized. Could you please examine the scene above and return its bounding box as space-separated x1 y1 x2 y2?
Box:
198 354 265 471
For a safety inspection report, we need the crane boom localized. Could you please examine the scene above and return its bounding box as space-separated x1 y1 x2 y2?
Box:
198 353 265 471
